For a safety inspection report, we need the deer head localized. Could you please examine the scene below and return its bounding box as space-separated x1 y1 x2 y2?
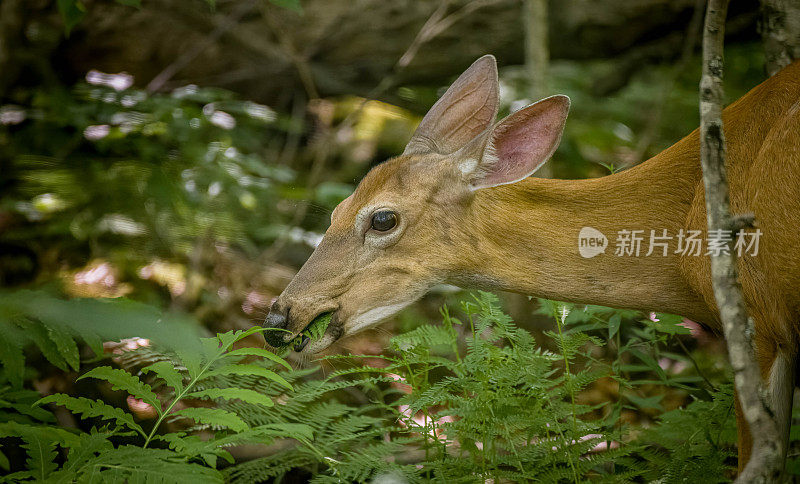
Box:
264 55 570 353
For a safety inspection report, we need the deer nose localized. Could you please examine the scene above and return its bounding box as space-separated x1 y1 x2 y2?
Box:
263 302 290 348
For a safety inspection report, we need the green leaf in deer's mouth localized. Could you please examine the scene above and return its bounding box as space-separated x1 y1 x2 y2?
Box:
291 312 332 351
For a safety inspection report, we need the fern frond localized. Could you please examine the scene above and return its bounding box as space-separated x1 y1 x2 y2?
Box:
216 326 268 353
43 319 81 371
0 422 79 481
0 322 27 388
35 394 145 436
213 423 315 447
142 360 185 394
201 364 292 390
0 387 56 424
47 431 115 482
12 316 71 371
390 324 456 351
222 347 292 370
82 445 224 483
156 433 234 468
78 366 161 412
225 453 314 483
186 388 273 407
0 290 205 392
171 407 249 432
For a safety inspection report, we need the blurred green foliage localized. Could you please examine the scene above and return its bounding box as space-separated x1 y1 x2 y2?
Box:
4 82 294 258
0 3 777 478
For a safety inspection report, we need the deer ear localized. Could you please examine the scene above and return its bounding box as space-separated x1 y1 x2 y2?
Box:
403 55 499 155
460 95 570 190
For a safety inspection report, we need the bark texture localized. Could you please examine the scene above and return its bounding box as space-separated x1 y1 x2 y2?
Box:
698 0 783 481
524 0 549 100
759 0 800 76
524 0 553 178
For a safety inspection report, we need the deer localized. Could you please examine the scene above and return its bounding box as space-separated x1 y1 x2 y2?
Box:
263 55 800 471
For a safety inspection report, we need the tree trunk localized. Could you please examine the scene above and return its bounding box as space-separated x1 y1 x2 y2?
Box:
524 0 549 101
524 0 554 179
698 0 783 481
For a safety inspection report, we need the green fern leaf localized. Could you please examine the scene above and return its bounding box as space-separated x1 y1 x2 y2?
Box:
202 364 292 390
0 387 57 423
78 366 161 411
187 388 274 407
0 290 203 354
36 394 145 436
223 347 292 370
259 422 315 441
0 422 79 481
156 433 235 467
82 445 224 483
44 320 81 371
142 360 185 394
0 321 26 388
171 407 249 432
227 423 315 443
217 326 267 351
303 312 331 342
13 317 68 371
390 324 455 351
18 431 58 480
47 432 114 483
177 348 203 380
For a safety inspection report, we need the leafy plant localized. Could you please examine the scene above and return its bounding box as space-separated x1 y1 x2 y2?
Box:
2 324 311 482
0 290 738 482
226 292 736 482
0 290 201 390
637 384 736 483
0 291 311 482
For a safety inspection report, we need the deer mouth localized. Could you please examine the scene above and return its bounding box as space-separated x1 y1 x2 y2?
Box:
291 311 342 354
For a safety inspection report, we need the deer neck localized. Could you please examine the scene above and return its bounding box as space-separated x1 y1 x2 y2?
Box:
457 143 715 323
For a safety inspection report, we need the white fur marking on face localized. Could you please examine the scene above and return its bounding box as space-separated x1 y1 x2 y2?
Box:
466 139 500 191
346 301 411 336
458 158 478 175
305 333 337 354
355 205 374 233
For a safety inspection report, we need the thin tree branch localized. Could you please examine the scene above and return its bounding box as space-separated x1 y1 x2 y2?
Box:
630 0 706 166
523 0 552 178
146 0 256 93
262 5 320 100
698 0 782 481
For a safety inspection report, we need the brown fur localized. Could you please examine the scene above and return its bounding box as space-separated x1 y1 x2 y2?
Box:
272 60 800 471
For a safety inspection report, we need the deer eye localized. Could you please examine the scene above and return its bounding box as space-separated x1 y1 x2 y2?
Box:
371 210 397 232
